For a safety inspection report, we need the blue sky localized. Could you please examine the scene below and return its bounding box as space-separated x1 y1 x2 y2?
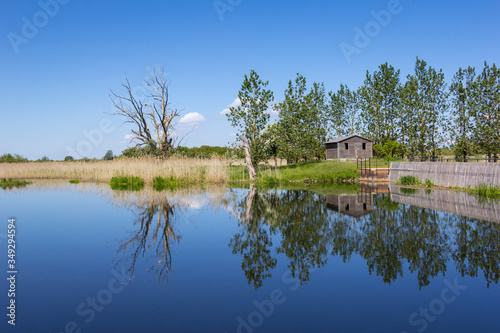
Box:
1 0 499 160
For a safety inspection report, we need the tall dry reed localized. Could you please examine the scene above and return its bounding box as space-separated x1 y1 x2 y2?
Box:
0 157 229 183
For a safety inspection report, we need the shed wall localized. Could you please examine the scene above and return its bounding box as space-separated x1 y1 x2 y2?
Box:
326 137 372 160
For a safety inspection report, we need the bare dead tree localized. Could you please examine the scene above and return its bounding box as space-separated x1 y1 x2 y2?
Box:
110 67 183 157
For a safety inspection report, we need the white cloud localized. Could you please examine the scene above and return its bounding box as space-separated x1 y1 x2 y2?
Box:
220 98 278 116
220 98 241 115
266 101 279 116
178 112 207 125
120 134 137 144
229 133 236 137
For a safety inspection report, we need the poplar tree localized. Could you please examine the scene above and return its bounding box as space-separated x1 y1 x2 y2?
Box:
450 67 476 160
472 62 500 160
276 74 328 162
330 84 359 137
358 63 401 145
226 70 274 179
402 58 447 158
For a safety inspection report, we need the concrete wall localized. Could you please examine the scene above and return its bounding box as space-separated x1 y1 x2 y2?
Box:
389 162 500 188
390 186 500 224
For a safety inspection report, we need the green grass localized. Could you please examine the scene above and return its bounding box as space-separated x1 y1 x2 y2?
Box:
253 161 360 184
0 178 32 189
469 183 500 200
109 176 144 191
69 179 80 184
228 165 251 181
396 175 421 186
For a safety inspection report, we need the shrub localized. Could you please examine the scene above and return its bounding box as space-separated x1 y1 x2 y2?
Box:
153 176 185 191
397 175 421 186
103 150 114 161
0 154 28 163
425 179 434 187
36 156 51 162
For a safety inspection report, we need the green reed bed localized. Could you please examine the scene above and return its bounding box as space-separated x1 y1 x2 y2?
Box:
0 178 32 189
110 176 145 191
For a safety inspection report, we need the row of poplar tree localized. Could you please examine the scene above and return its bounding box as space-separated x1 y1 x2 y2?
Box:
226 58 500 165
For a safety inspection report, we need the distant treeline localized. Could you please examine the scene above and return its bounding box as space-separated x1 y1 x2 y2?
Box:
0 146 242 163
0 154 28 163
121 145 242 159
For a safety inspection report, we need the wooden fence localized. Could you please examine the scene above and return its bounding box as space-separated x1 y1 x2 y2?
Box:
389 162 500 188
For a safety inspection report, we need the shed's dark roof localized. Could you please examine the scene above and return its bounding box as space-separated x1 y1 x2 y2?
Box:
325 135 372 144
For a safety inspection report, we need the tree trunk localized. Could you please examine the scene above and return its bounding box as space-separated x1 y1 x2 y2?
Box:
240 136 256 181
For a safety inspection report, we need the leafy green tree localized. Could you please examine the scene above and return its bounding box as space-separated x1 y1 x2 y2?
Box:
260 123 280 165
306 82 329 159
472 62 500 160
276 74 328 162
358 63 401 145
399 75 419 157
64 156 74 161
450 67 477 160
401 58 447 158
330 83 360 137
103 150 114 161
275 74 309 163
226 70 274 178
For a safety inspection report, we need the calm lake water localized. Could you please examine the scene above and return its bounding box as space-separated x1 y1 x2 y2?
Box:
1 181 499 333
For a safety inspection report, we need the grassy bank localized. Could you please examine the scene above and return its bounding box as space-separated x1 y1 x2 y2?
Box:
230 160 359 183
469 184 500 200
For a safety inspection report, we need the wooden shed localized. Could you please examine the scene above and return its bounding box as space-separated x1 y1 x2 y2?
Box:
325 135 373 160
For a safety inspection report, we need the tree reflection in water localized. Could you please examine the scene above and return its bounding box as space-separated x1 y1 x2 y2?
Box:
108 185 500 289
229 185 278 289
229 186 500 290
114 195 180 284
